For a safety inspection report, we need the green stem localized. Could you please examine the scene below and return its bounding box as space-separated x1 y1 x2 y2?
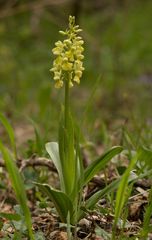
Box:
67 212 72 240
64 77 70 129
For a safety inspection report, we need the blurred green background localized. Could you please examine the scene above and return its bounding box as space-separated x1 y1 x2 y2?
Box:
0 0 152 151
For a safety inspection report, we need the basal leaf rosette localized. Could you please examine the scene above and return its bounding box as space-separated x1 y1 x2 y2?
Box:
50 16 84 88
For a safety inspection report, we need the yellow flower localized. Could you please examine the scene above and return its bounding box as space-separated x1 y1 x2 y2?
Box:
55 80 63 88
73 75 80 84
75 70 82 78
62 62 73 71
50 16 84 88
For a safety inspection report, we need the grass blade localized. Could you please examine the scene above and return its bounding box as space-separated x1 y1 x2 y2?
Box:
112 154 138 239
28 118 43 155
112 147 152 239
85 178 120 210
141 186 152 238
0 113 17 158
0 141 34 240
137 146 152 171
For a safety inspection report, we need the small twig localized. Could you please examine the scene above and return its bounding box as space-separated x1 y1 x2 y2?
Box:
0 156 57 173
19 156 57 172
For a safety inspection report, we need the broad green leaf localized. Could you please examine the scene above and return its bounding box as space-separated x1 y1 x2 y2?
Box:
58 114 65 176
70 125 84 220
0 141 34 240
73 127 84 193
0 212 21 221
83 146 123 186
65 112 75 194
36 183 74 223
58 111 75 196
0 113 17 158
46 142 65 191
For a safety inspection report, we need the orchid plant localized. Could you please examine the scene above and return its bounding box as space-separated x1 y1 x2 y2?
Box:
36 16 123 225
0 15 152 240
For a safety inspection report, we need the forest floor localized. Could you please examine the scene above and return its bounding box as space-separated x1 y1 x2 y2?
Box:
0 124 152 240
